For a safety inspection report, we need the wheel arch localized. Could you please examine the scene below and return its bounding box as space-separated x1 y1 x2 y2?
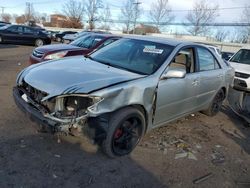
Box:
221 86 227 99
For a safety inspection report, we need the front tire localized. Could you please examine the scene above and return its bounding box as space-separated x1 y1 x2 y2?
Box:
202 89 225 116
101 107 145 158
56 37 61 42
35 39 44 47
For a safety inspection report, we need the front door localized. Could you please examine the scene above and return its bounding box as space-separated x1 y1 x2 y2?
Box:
4 25 23 43
154 47 200 125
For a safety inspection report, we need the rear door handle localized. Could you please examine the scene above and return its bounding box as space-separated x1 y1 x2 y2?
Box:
217 74 223 78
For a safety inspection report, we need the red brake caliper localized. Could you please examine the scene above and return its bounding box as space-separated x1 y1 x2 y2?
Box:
114 128 123 139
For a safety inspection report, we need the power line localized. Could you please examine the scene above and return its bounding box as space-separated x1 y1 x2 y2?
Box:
82 18 250 27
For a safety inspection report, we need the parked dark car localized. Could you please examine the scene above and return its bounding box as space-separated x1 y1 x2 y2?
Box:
0 24 51 46
54 31 78 42
29 33 121 64
221 51 234 61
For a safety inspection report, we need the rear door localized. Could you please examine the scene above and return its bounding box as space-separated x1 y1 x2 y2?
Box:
154 47 200 125
22 26 37 44
196 46 224 107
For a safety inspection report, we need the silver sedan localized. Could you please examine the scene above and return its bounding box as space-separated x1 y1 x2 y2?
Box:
13 36 234 157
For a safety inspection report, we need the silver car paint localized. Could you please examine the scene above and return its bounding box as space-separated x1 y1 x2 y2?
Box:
17 40 234 132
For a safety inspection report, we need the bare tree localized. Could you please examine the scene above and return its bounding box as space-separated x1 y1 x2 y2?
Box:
121 0 136 34
101 4 111 31
214 29 227 42
149 0 174 30
85 0 103 30
185 0 219 36
1 13 11 23
63 0 85 28
239 5 250 43
229 28 248 43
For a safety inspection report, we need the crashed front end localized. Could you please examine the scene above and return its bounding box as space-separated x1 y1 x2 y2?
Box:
13 80 105 142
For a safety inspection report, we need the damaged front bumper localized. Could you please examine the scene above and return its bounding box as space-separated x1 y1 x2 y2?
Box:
13 86 60 133
13 87 107 142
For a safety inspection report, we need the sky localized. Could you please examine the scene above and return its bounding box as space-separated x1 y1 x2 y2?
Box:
1 0 249 22
1 0 249 35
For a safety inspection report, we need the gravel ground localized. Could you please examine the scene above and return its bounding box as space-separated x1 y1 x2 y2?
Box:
0 44 250 188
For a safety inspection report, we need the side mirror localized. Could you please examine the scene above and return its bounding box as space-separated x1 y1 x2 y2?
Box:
161 68 186 80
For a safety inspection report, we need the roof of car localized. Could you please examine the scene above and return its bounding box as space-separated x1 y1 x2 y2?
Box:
82 33 121 39
123 35 193 46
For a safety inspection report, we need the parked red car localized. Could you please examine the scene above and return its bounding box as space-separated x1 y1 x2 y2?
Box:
29 33 121 65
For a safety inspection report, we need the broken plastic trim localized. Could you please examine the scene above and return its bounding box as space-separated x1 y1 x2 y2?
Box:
43 94 103 124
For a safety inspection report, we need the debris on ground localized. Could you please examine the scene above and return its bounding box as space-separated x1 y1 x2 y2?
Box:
187 152 198 160
235 181 250 185
211 150 225 165
193 173 213 184
175 152 188 159
54 154 61 158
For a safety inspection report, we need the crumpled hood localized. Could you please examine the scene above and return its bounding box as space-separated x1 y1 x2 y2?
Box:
230 62 250 74
19 56 143 99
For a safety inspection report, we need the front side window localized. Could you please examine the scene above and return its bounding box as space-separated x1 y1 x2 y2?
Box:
169 47 195 74
90 38 174 75
197 47 220 71
17 26 23 33
7 25 17 32
230 49 250 65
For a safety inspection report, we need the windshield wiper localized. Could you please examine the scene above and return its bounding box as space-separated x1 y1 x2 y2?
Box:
87 58 148 75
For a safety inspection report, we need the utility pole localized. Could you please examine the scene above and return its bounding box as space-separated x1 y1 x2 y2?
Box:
0 6 5 14
26 2 32 21
0 6 5 21
133 1 141 34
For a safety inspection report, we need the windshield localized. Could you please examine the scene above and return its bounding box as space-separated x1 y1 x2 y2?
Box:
70 34 104 48
90 38 174 75
70 34 92 48
230 49 250 65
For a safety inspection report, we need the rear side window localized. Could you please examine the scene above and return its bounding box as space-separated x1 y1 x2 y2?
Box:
24 27 34 34
197 47 220 71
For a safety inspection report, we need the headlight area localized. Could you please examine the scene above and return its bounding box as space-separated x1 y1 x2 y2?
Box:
43 51 68 60
43 95 103 125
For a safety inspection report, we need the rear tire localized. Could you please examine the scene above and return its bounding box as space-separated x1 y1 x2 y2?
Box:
0 36 2 43
101 107 145 158
35 39 44 47
202 89 225 116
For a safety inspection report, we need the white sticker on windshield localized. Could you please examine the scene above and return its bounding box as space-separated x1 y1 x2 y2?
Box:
143 47 163 54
